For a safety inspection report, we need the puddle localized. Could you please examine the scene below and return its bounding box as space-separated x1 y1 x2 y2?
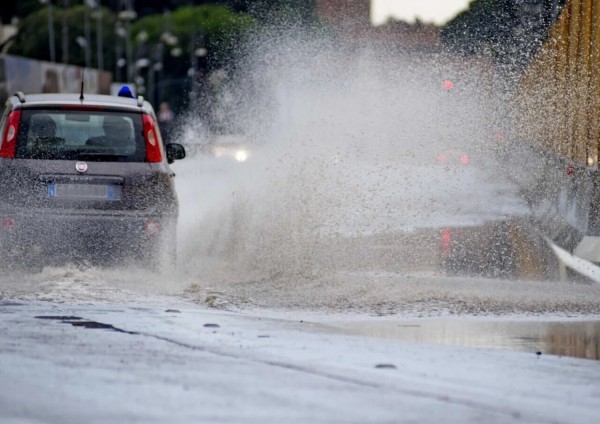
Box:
340 320 600 360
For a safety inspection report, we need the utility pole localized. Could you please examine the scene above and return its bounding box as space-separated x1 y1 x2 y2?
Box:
40 0 56 62
62 0 69 64
117 0 137 83
83 0 92 68
95 0 103 70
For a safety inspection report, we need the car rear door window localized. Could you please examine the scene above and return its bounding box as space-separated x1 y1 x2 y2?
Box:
16 109 146 162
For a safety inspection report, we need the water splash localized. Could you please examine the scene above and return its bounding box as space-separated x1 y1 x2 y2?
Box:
174 29 526 283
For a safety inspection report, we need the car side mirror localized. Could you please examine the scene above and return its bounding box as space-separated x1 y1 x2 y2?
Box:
166 143 186 164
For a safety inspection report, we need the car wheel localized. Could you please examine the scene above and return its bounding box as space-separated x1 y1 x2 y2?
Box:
147 219 177 273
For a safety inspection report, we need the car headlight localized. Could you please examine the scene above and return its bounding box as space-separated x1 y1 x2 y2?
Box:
235 150 248 162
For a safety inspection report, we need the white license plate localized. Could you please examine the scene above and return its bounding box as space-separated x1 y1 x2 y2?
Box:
48 183 121 200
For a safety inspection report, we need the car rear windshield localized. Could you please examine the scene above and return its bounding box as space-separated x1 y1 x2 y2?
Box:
15 109 146 162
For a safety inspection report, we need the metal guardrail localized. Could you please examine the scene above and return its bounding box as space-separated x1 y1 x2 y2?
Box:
500 141 600 281
502 142 592 252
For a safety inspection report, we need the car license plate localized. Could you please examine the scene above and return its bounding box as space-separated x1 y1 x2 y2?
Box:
48 183 121 200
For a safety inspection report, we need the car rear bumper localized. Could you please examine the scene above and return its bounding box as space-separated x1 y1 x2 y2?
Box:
0 208 176 264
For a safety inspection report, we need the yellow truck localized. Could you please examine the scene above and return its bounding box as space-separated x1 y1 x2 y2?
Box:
513 0 600 267
515 0 600 166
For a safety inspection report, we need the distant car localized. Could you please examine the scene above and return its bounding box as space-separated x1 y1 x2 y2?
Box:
0 91 186 269
436 149 471 166
198 134 251 163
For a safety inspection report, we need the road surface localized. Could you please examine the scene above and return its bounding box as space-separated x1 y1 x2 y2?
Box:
1 292 599 424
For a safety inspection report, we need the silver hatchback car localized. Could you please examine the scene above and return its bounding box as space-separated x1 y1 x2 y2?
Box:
0 91 186 269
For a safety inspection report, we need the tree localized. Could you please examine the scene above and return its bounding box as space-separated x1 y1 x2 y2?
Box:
0 0 42 25
132 5 255 74
441 0 568 71
7 5 119 70
128 5 255 112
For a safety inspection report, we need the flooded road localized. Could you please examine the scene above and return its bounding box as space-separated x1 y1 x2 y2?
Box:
338 319 600 360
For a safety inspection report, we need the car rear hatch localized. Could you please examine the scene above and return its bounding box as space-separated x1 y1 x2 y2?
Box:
0 107 173 216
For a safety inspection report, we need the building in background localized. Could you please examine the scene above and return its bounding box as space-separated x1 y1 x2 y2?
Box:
0 54 111 105
315 0 441 51
316 0 371 36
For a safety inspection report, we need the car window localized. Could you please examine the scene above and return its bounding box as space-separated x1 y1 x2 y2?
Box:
15 109 146 162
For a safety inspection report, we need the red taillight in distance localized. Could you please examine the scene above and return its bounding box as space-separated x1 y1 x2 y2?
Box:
0 110 22 158
437 152 470 165
142 114 162 163
442 79 454 92
440 227 452 258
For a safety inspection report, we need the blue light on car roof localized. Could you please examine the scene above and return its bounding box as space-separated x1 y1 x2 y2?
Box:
117 86 135 99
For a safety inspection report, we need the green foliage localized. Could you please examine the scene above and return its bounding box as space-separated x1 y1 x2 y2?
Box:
245 0 316 25
7 8 49 60
125 5 256 112
13 0 44 20
8 5 119 70
441 0 567 70
441 0 514 55
132 5 256 71
0 0 42 24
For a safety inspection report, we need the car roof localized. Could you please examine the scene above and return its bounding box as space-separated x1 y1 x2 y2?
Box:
8 93 154 115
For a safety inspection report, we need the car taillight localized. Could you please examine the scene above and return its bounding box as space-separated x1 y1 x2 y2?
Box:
0 110 22 158
142 114 162 163
460 153 470 165
437 153 448 164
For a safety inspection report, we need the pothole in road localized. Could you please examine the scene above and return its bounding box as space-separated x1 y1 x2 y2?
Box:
35 315 83 321
35 315 137 334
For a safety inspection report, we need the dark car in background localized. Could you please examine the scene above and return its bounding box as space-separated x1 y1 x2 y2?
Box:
0 92 186 270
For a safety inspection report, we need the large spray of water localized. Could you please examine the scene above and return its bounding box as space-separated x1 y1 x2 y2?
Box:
174 28 525 285
3 26 600 317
